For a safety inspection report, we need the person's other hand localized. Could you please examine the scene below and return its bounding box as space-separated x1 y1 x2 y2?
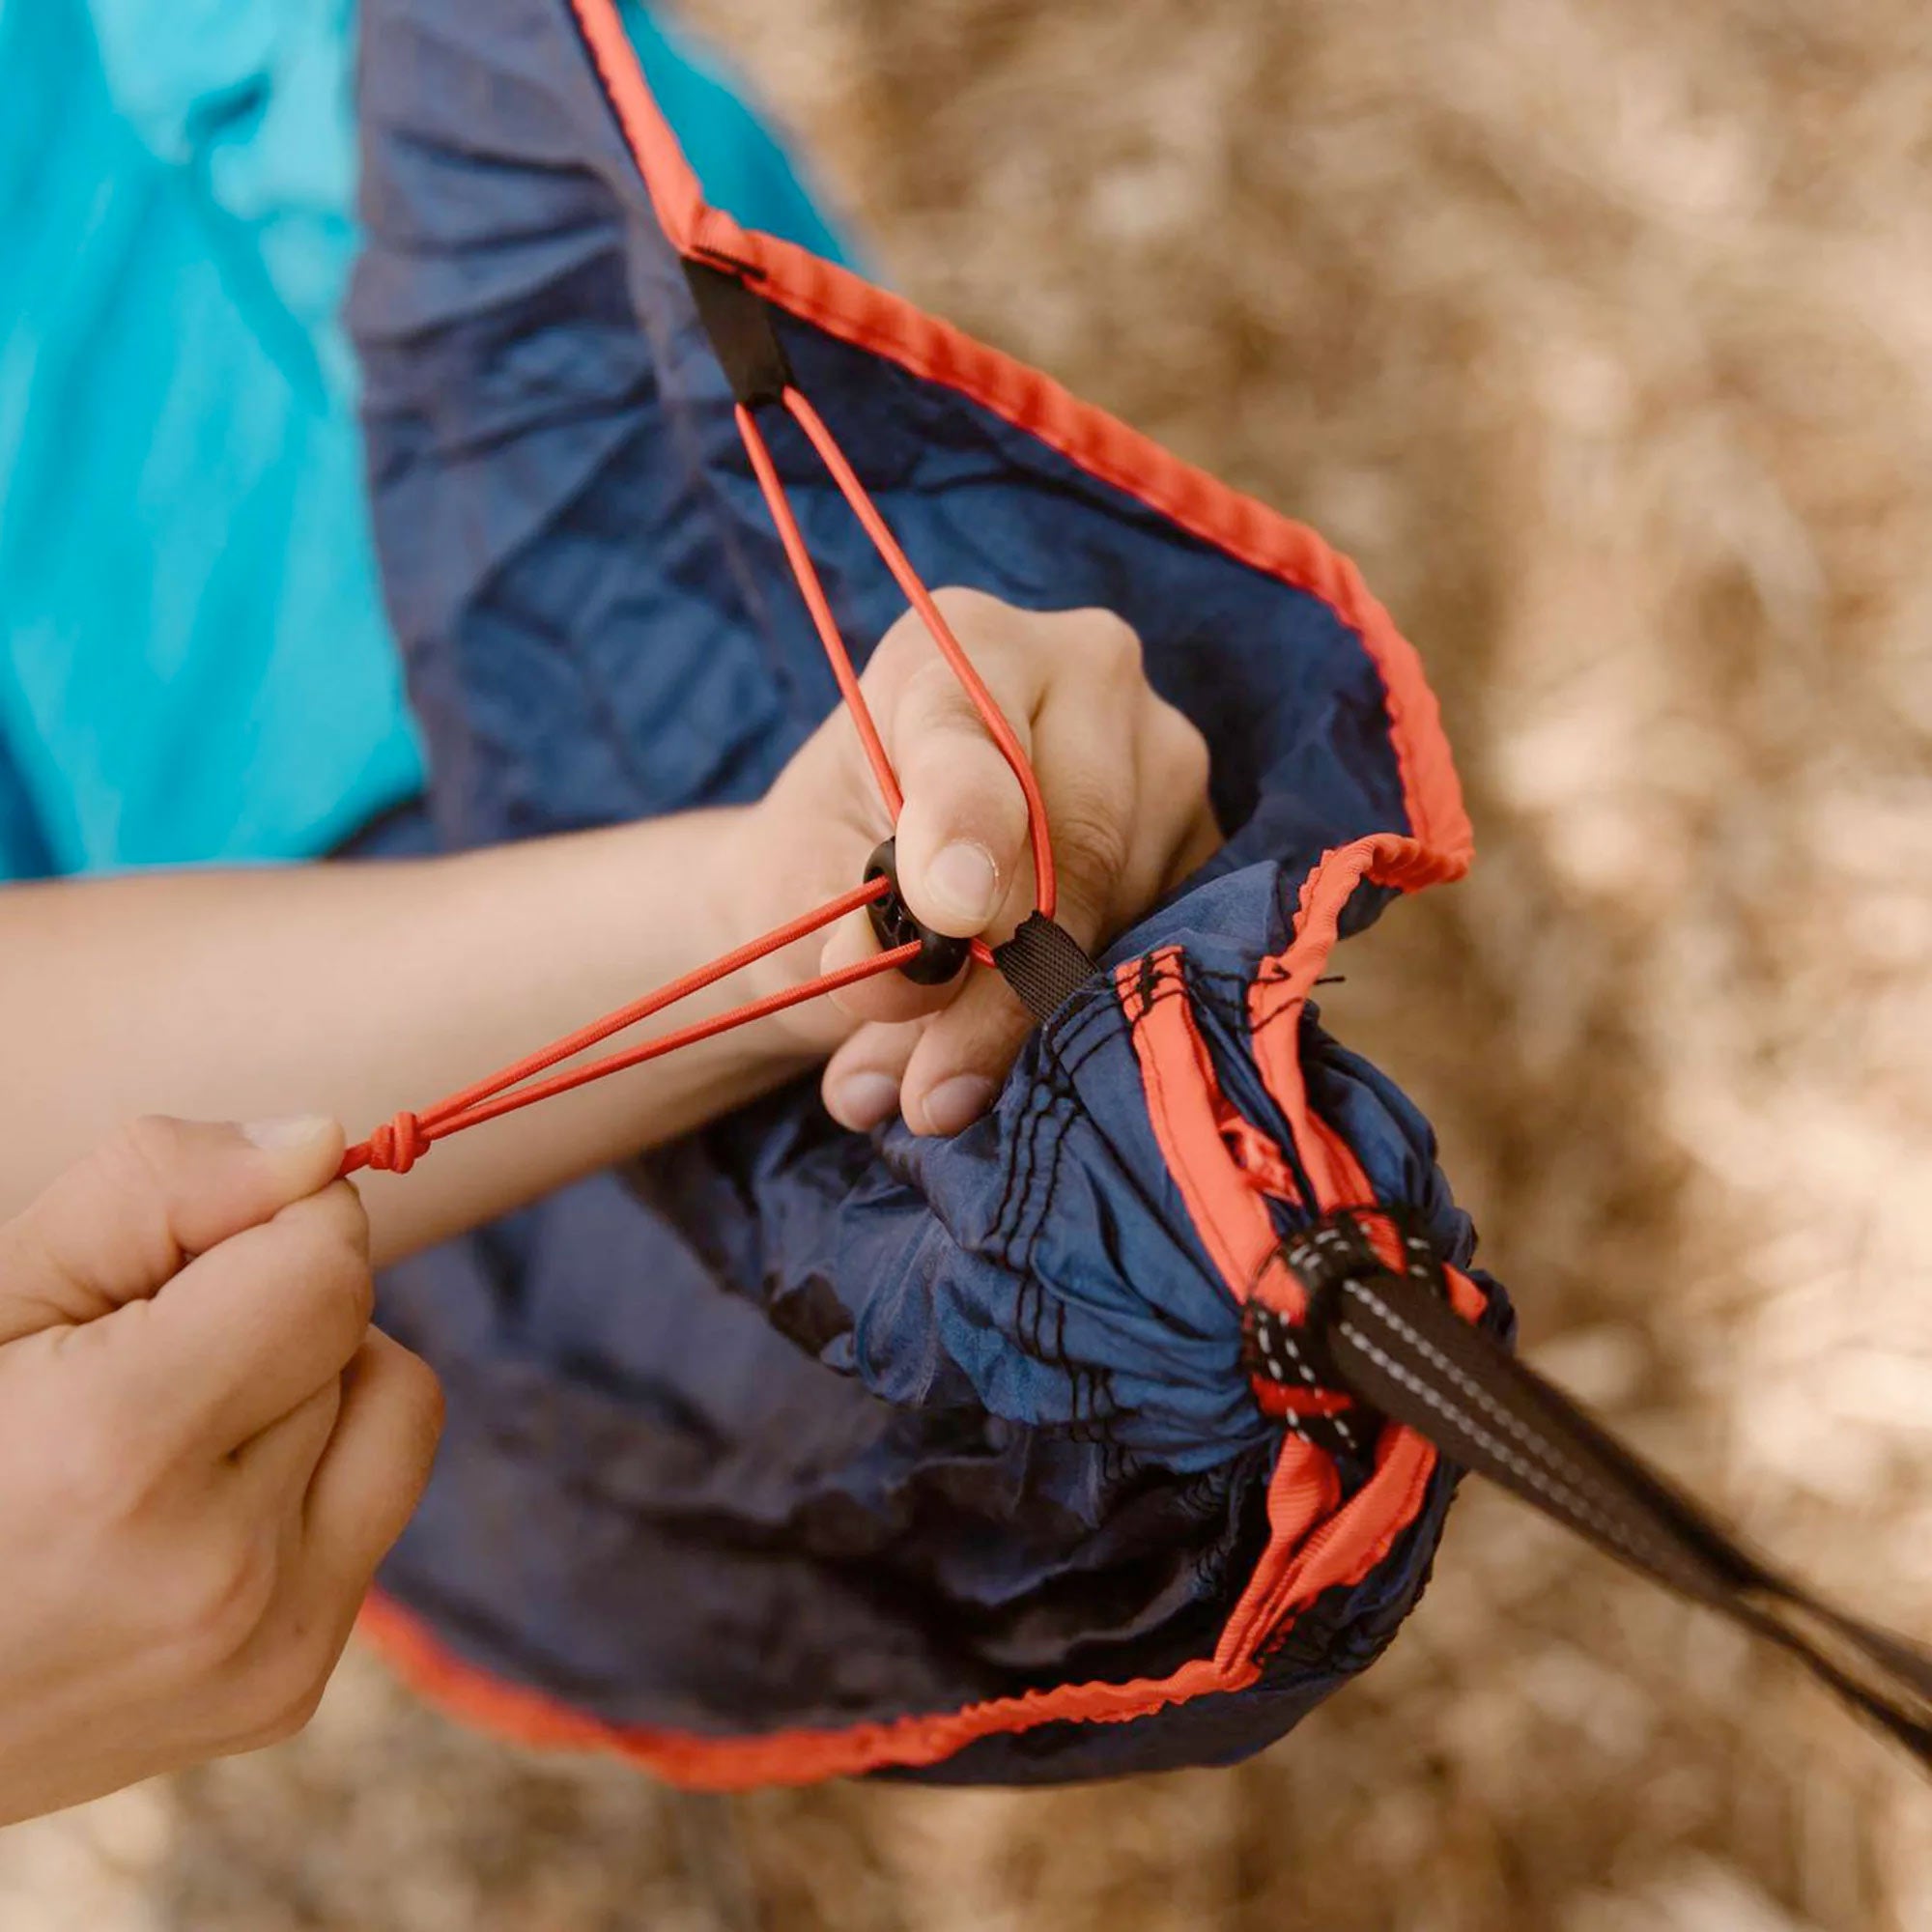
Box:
746 587 1220 1136
0 1116 442 1825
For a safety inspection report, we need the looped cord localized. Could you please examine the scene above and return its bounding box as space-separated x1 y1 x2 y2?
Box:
732 388 1061 962
778 387 1058 925
340 381 1056 1180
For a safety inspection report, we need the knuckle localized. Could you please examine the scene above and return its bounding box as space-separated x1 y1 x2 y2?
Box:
86 1118 186 1273
405 1349 447 1441
225 1663 328 1753
904 655 978 726
48 1403 152 1523
1065 608 1143 677
1156 701 1212 796
867 613 922 681
278 1203 377 1336
328 1235 378 1331
248 1651 333 1747
271 1680 329 1746
315 1179 374 1263
927 584 993 632
112 1114 187 1181
163 1532 279 1672
388 1343 448 1470
1052 783 1133 891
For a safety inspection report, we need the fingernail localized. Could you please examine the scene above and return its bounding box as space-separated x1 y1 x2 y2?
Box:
922 1074 996 1137
925 841 1001 927
242 1114 333 1151
829 1073 902 1131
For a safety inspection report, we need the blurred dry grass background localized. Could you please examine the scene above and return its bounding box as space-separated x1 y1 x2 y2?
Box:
6 0 1931 1925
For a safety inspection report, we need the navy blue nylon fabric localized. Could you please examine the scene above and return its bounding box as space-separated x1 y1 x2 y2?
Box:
349 0 1508 1780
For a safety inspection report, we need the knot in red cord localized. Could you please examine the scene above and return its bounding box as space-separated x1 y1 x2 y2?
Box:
365 1111 431 1175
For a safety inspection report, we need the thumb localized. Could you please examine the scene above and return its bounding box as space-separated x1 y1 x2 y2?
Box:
890 681 1033 941
0 1115 345 1345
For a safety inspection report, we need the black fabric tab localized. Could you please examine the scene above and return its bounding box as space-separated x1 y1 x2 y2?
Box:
1277 1213 1932 1771
995 915 1099 1023
682 259 792 407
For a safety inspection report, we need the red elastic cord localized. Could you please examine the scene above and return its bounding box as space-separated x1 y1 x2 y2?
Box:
779 389 1057 923
344 879 912 1175
344 386 1053 1179
735 402 903 821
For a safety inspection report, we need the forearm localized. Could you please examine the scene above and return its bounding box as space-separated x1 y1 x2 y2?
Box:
0 810 832 1264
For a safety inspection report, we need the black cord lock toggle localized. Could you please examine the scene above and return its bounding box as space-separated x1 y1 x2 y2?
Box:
865 838 971 986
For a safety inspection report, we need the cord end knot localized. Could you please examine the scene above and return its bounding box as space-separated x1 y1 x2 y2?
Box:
363 1111 431 1175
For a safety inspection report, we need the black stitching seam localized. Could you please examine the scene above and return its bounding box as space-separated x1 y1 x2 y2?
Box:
989 980 1123 1256
964 951 1351 1462
1167 964 1325 1212
991 1078 1053 1268
1024 1062 1108 1436
976 978 1130 1440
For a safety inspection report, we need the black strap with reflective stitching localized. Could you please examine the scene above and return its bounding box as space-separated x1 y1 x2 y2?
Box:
1280 1214 1932 1770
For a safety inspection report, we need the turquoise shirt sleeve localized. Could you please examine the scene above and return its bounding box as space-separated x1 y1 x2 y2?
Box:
0 0 426 878
0 0 855 881
0 742 54 880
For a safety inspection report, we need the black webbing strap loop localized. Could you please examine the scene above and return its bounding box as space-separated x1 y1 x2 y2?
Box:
1289 1225 1932 1769
995 914 1099 1023
682 259 792 408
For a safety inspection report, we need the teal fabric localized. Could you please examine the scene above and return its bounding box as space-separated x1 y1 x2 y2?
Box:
623 3 854 270
0 0 852 880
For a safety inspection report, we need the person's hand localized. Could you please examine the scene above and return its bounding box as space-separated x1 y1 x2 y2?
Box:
742 587 1220 1136
0 1116 442 1825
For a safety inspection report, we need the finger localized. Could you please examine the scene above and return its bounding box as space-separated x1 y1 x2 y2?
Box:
817 908 962 1028
898 971 1035 1137
855 583 1043 740
231 1376 343 1513
298 1331 443 1595
1027 667 1140 950
1118 697 1221 915
1165 804 1225 894
0 1115 346 1346
899 706 1221 1137
821 1021 922 1131
893 853 1046 1136
129 1181 375 1453
894 637 1155 1135
887 658 1035 939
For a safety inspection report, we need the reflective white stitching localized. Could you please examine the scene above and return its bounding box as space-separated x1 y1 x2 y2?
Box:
1343 1281 1600 1500
1256 1311 1358 1450
1333 1321 1683 1580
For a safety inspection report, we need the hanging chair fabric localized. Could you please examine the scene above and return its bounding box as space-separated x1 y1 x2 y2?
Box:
346 0 1510 1787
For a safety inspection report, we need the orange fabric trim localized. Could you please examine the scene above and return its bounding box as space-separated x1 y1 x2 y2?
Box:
1106 835 1513 1658
1224 1419 1439 1662
1114 952 1295 1312
1249 836 1488 1325
563 0 1472 879
367 904 1476 1783
567 0 702 249
1117 949 1468 1669
1254 1383 1357 1419
356 1590 1247 1791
